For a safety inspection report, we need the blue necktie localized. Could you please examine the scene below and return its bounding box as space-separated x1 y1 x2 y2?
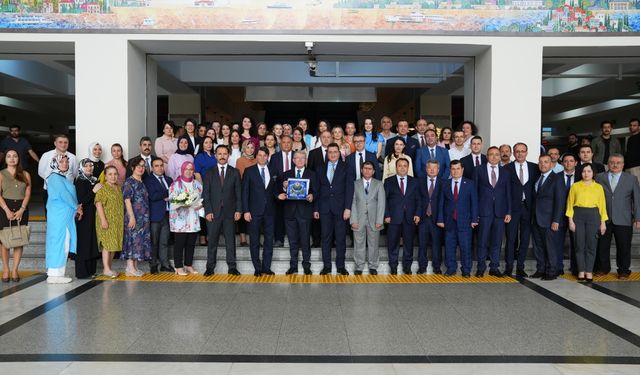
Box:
537 175 544 192
297 169 301 178
365 181 370 195
260 167 266 186
565 174 572 190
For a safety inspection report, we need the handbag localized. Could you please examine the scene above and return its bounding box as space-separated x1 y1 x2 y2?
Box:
0 219 30 248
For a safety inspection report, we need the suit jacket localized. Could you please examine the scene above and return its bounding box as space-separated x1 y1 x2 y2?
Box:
384 135 420 162
474 164 512 218
575 161 606 182
437 177 479 228
461 153 487 180
345 150 381 181
595 171 640 226
350 178 385 231
418 176 444 220
268 150 294 179
415 146 451 180
143 173 173 222
203 164 242 219
314 160 354 215
280 168 316 219
242 164 278 216
507 161 540 214
532 172 566 227
384 175 422 224
306 146 326 173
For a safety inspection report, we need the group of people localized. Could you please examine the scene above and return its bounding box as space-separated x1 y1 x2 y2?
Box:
1 116 639 283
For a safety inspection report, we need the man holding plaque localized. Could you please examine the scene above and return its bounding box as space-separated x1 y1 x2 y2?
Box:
314 143 354 275
278 151 316 275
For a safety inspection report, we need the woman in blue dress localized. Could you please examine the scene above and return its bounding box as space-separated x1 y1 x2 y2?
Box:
122 156 151 276
45 154 82 284
361 117 384 160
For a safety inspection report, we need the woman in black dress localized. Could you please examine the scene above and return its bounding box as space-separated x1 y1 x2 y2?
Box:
74 158 102 279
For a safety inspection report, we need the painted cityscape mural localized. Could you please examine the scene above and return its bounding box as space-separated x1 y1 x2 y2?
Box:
0 0 639 32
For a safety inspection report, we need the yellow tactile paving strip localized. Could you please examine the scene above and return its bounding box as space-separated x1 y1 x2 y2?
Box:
95 273 517 284
561 272 640 282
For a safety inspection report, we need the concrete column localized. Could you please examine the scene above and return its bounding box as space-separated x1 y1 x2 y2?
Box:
146 56 158 140
474 41 543 160
75 37 147 161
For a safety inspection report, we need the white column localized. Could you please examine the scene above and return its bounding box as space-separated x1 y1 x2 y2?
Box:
75 37 147 161
474 41 543 160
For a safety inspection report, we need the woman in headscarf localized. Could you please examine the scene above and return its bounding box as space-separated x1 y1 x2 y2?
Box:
95 165 123 278
74 159 102 279
167 136 194 181
45 154 82 284
87 142 105 179
169 161 203 276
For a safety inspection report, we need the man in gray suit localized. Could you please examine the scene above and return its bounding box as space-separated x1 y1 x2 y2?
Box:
203 144 242 276
595 153 640 279
350 161 386 275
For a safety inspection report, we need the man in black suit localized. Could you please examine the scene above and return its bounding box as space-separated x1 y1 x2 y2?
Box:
314 143 354 275
384 119 420 163
242 147 278 277
505 142 540 277
531 154 566 280
126 136 154 178
346 133 381 181
307 130 332 248
268 135 294 247
418 160 444 274
202 145 242 276
575 145 606 180
143 158 174 274
278 151 316 275
461 136 486 180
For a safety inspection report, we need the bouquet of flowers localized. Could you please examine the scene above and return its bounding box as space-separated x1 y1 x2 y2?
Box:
170 191 202 209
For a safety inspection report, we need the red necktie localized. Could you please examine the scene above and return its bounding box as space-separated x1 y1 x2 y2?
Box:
219 166 225 187
400 177 405 195
453 180 459 220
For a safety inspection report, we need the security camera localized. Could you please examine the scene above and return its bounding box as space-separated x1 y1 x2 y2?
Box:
307 59 317 76
305 41 314 52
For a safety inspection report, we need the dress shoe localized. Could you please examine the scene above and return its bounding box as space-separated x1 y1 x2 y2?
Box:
160 265 175 273
542 274 557 281
319 267 331 275
444 271 456 276
515 269 528 278
286 268 298 275
312 241 320 248
254 271 262 277
489 270 504 278
240 241 249 247
475 270 484 277
263 270 275 275
618 273 630 280
433 269 442 275
530 271 545 279
337 268 349 276
228 268 241 276
403 269 412 275
594 271 607 277
416 268 426 275
585 277 593 283
369 269 378 275
354 270 363 275
150 265 159 275
304 268 312 275
577 276 586 282
203 269 215 276
389 267 398 275
2 276 9 283
273 241 284 247
462 273 471 278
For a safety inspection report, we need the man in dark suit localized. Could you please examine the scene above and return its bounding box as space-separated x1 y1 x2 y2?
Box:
242 147 278 277
505 142 540 277
437 160 479 277
203 144 242 276
557 153 577 275
143 157 174 274
279 151 316 275
418 159 444 274
531 154 566 280
474 146 511 277
313 143 354 275
575 145 605 180
126 136 154 178
384 158 421 275
346 133 381 181
415 129 451 180
595 153 640 279
306 130 332 248
461 136 487 180
384 119 419 162
268 135 293 247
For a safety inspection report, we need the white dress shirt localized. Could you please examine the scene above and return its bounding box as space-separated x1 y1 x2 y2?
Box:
449 146 470 161
450 177 462 193
257 164 271 188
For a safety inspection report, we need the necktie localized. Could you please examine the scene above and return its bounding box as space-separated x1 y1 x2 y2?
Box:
611 174 618 192
219 166 225 186
420 136 425 148
430 148 435 160
566 174 572 190
519 164 524 185
475 156 480 167
296 169 301 178
537 175 544 192
365 180 370 195
491 166 497 188
260 167 266 187
284 152 290 172
145 157 151 173
329 163 335 183
453 181 459 220
159 176 169 210
323 149 327 163
427 178 434 216
358 152 364 180
400 177 405 195
359 152 364 169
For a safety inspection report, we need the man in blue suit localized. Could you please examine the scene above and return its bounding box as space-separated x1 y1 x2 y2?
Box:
505 142 540 277
314 143 354 275
384 119 420 162
415 129 451 180
474 146 511 277
531 154 566 280
418 159 445 274
437 160 479 277
384 158 422 275
242 147 278 277
143 157 174 274
346 133 381 180
461 136 487 180
268 135 294 247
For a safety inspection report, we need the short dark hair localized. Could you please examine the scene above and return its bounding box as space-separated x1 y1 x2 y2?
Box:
600 120 613 128
139 136 152 145
361 161 375 170
327 142 340 152
184 118 196 127
257 146 270 156
450 160 462 167
128 156 145 173
54 134 69 141
513 142 528 151
458 121 477 135
561 153 576 162
215 144 230 153
471 135 483 143
486 146 499 153
579 145 593 153
425 129 437 136
395 157 410 167
9 125 20 131
630 118 639 125
151 157 164 167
